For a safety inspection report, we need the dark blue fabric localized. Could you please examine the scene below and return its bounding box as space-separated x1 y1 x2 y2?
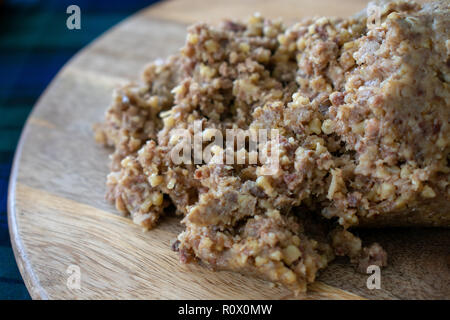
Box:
0 0 161 300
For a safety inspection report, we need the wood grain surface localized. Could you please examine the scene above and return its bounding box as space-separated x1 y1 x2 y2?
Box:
8 0 449 300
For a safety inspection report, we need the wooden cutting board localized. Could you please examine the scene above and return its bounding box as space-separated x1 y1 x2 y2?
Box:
8 0 449 300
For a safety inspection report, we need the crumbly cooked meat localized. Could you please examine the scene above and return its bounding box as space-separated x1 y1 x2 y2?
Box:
330 227 387 273
95 0 449 292
94 56 187 171
178 214 334 293
321 0 450 227
356 243 388 273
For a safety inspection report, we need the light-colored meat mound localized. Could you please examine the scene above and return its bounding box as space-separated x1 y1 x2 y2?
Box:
95 0 449 292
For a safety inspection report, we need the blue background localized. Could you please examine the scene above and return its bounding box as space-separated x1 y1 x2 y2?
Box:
0 0 160 299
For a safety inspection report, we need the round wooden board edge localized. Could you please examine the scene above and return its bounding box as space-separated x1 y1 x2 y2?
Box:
8 115 47 299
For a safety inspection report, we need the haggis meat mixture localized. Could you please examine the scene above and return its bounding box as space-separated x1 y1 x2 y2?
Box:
95 0 449 293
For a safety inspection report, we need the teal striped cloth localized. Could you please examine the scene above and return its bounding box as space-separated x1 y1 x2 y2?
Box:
0 0 160 299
